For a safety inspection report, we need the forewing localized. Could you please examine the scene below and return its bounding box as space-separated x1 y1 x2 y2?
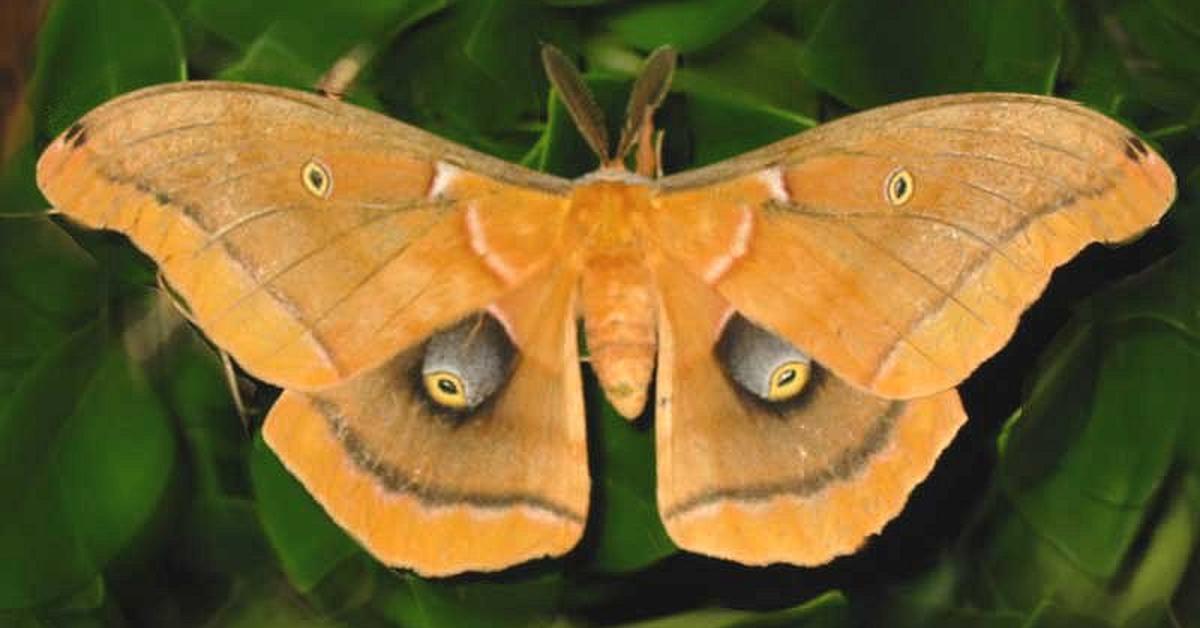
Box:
37 82 571 390
650 93 1175 398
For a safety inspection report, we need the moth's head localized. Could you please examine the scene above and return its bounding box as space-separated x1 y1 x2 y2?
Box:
540 44 677 176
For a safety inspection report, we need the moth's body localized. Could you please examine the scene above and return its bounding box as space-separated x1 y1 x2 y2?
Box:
570 177 659 418
36 50 1175 577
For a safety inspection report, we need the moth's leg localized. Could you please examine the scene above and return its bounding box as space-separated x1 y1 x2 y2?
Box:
218 349 252 431
158 269 251 430
315 43 374 100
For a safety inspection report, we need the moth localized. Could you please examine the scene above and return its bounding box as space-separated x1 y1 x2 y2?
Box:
35 46 1175 576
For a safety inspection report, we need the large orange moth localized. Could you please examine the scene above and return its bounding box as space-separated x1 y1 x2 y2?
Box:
35 46 1175 576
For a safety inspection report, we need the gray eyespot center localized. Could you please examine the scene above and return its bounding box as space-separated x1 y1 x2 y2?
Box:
715 313 814 404
420 313 516 413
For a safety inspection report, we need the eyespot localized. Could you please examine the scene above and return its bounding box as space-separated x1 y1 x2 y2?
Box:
302 159 332 198
716 313 814 404
767 361 811 402
420 313 515 413
884 167 913 206
424 371 469 409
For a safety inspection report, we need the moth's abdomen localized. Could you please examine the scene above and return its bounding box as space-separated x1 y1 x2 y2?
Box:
581 254 656 419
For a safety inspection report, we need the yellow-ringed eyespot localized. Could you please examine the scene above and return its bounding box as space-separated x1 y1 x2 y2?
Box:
716 313 815 404
766 360 812 402
421 314 516 414
884 167 914 206
424 371 469 410
302 159 332 198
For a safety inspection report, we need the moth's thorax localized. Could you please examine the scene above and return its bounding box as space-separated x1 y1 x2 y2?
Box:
569 179 658 419
566 179 655 251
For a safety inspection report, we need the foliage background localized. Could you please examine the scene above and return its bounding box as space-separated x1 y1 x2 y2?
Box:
1 0 1198 626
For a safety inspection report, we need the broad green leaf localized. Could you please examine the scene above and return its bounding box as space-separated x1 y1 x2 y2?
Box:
622 590 848 628
1001 324 1193 577
682 93 810 167
977 469 1198 627
375 1 577 160
250 433 361 593
671 24 820 125
161 333 246 500
29 0 185 142
1115 0 1200 133
800 0 1062 108
180 496 272 576
1151 0 1200 38
1118 0 1200 85
0 306 177 609
373 572 564 628
960 251 1198 623
1060 5 1131 114
198 0 448 88
205 579 349 628
608 0 768 53
0 217 99 398
584 391 676 573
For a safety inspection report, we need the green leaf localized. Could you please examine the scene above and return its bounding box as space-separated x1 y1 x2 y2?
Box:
372 572 564 628
0 308 177 609
1060 5 1131 114
608 0 768 53
681 93 810 167
671 24 820 125
1001 323 1194 578
375 1 578 160
0 217 100 399
585 395 676 573
195 0 448 88
621 590 848 628
28 0 185 141
800 0 1063 108
962 251 1200 622
1115 0 1200 131
250 433 361 593
206 578 349 628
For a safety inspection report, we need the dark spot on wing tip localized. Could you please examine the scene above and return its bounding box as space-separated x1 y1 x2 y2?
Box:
155 191 171 205
1125 136 1149 161
64 122 87 148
